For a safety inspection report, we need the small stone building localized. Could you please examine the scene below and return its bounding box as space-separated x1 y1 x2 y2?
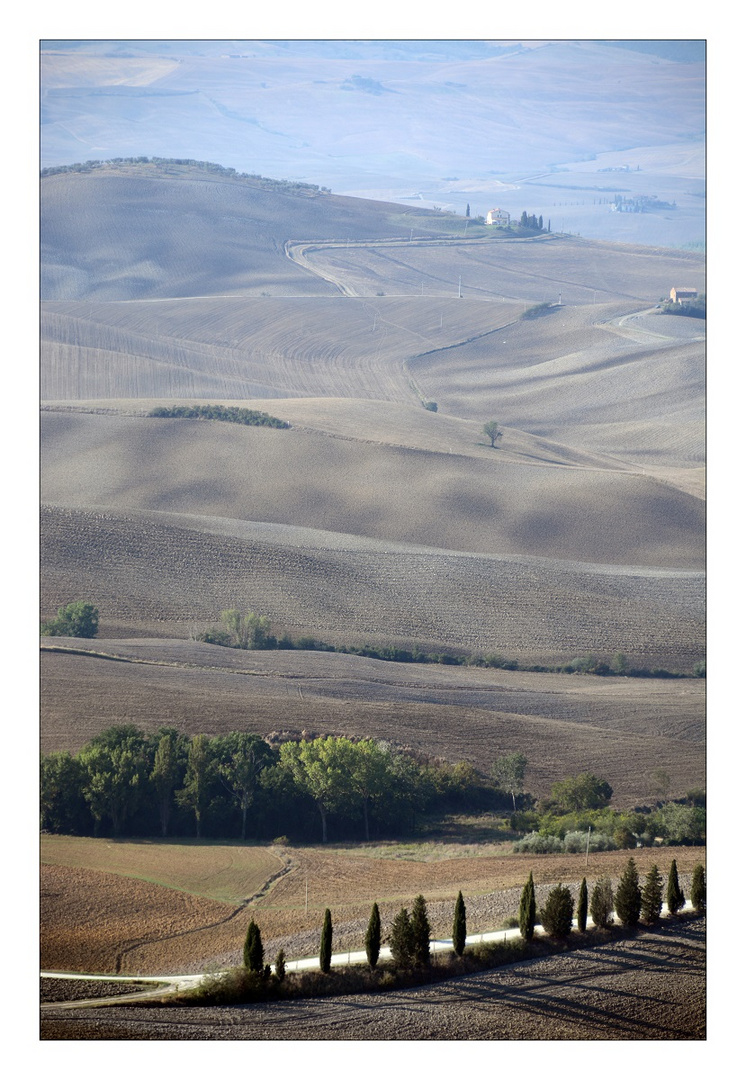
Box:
670 287 698 304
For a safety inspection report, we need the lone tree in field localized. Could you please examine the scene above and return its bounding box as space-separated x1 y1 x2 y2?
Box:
244 919 264 972
41 600 99 638
519 872 537 940
319 908 333 974
614 857 642 926
452 891 467 957
411 894 432 967
390 907 415 968
691 864 706 913
540 884 574 937
365 902 381 970
640 864 664 924
666 859 685 915
577 877 588 933
590 876 615 929
482 421 503 448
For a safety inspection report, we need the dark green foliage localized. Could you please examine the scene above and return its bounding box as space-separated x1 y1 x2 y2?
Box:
40 751 89 834
482 420 502 447
319 909 333 974
41 600 99 638
492 752 528 810
614 857 642 926
539 884 574 937
423 401 438 412
244 920 264 972
389 907 415 967
577 878 588 933
452 891 467 957
550 772 613 811
640 864 663 924
411 895 431 967
666 859 685 915
590 876 615 928
691 864 706 913
274 949 286 981
521 301 555 319
148 404 290 428
365 903 381 970
519 872 536 941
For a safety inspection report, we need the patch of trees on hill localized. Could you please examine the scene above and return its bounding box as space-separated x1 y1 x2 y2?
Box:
41 157 332 195
147 405 290 428
661 294 706 319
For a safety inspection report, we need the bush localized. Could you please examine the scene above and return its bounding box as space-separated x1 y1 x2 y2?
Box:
274 949 286 981
691 864 706 913
243 920 264 972
563 830 617 853
640 864 663 924
666 859 685 915
411 895 432 967
390 908 415 967
590 877 615 929
513 831 563 854
539 885 574 937
41 601 99 638
614 858 642 926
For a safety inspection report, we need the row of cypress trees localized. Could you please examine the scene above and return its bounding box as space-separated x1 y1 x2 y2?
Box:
518 859 705 939
241 861 704 981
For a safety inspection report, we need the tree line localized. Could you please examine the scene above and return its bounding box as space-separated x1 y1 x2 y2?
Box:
40 726 500 842
147 405 290 428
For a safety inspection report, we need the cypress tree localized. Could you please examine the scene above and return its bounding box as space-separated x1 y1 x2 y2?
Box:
577 877 588 933
411 894 432 967
319 908 333 973
519 871 536 940
365 902 381 970
452 890 467 957
390 907 414 968
274 949 286 981
666 859 685 915
243 919 264 972
640 863 663 924
614 857 642 926
590 876 614 928
691 864 706 913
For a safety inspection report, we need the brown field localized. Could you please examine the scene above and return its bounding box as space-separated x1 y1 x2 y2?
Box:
41 834 705 978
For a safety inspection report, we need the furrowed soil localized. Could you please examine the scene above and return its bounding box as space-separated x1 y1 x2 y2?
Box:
40 917 706 1040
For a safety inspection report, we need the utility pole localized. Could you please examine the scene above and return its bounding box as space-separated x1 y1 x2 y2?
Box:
585 826 591 867
458 275 462 298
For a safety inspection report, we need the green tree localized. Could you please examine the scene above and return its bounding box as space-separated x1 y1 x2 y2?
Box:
78 725 150 836
551 772 613 811
666 859 685 915
40 751 88 834
640 863 663 924
577 877 588 933
389 907 414 968
614 857 642 926
590 876 614 928
149 728 187 838
41 600 99 638
218 608 275 650
176 734 216 839
279 736 356 843
482 420 503 448
274 949 286 981
519 871 536 940
215 732 276 841
452 891 467 957
540 884 574 937
411 894 431 967
365 902 381 970
319 908 333 974
244 919 264 971
691 864 706 913
348 739 395 842
491 752 528 810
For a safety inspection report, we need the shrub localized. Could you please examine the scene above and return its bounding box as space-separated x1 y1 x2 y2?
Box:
452 891 467 957
390 908 415 967
519 872 536 941
41 600 99 638
513 831 563 854
274 949 286 981
540 884 574 937
614 826 637 850
614 858 642 926
691 864 706 913
563 830 616 853
411 895 432 967
423 401 438 412
590 877 615 928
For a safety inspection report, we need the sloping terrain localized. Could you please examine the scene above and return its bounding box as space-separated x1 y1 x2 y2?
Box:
40 164 705 808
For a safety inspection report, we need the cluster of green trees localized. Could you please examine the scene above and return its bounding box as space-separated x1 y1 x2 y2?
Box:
41 157 332 194
661 294 706 319
40 727 500 842
147 405 290 428
517 857 704 939
40 601 99 639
